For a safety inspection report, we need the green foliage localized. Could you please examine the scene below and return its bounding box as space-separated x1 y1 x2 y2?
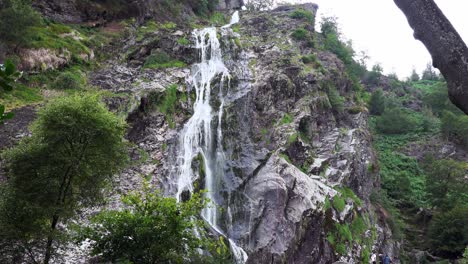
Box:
177 37 190 46
422 157 468 210
187 0 218 16
77 186 227 263
0 94 128 262
52 70 86 90
421 63 438 81
209 12 226 26
332 195 346 212
287 133 298 145
462 247 468 264
291 28 309 40
143 51 186 69
369 88 385 115
280 113 293 125
441 110 468 146
365 64 383 85
0 59 22 122
376 107 419 134
327 85 345 113
0 60 22 91
290 8 315 24
428 205 468 258
373 133 428 208
0 0 42 47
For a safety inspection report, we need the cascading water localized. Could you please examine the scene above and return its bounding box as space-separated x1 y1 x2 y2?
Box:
174 11 248 264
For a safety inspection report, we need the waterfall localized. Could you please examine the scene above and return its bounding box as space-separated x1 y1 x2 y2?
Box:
174 11 248 264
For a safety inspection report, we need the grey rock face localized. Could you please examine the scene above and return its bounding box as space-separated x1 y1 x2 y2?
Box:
216 0 244 10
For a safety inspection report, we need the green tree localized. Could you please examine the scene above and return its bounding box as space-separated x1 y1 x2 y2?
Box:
77 186 230 264
369 88 385 115
423 158 467 209
423 82 462 116
1 94 128 263
428 205 468 258
0 0 42 49
376 107 418 134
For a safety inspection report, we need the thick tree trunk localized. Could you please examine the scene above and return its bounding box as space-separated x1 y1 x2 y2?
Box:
394 0 468 114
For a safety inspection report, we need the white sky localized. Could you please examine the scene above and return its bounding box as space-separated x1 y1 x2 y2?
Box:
283 0 468 78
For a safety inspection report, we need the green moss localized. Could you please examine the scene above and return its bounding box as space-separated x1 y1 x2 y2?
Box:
326 232 336 246
280 113 293 125
324 197 331 211
337 223 352 243
287 133 298 145
332 195 346 212
350 216 367 243
301 54 317 64
160 22 177 30
361 247 371 262
335 243 347 255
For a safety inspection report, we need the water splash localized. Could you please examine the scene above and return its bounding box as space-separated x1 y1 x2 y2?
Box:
174 11 248 264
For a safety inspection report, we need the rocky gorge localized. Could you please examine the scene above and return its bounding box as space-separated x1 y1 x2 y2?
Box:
0 1 406 263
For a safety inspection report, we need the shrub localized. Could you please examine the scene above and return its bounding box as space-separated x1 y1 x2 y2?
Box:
77 186 228 263
291 28 308 40
327 86 345 113
301 54 318 64
376 107 419 134
52 71 85 90
290 8 315 24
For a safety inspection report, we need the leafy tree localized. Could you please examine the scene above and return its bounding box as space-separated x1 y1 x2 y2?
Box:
0 94 128 263
422 158 468 210
77 186 230 264
376 107 418 134
0 0 42 49
369 88 385 115
409 68 420 82
428 205 468 258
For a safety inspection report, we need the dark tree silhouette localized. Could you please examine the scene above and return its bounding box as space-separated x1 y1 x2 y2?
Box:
394 0 468 114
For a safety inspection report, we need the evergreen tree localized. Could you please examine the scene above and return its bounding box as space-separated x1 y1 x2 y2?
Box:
409 68 420 82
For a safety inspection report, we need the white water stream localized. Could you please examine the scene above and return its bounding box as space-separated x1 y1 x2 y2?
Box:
174 12 248 264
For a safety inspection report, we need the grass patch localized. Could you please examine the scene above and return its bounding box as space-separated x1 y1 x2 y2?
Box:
280 113 293 125
177 37 190 45
279 153 292 164
332 195 346 212
143 51 186 69
209 12 227 26
0 84 42 109
290 8 315 24
291 28 308 40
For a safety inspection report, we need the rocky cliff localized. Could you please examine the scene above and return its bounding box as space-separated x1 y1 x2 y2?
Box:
0 3 400 263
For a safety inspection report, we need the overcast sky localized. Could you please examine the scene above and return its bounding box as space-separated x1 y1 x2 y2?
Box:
282 0 468 78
